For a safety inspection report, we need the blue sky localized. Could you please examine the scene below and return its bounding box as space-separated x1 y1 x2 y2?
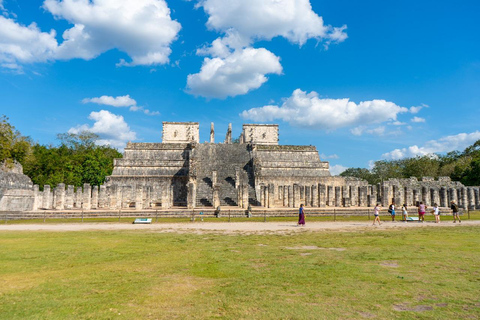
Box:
1 0 479 175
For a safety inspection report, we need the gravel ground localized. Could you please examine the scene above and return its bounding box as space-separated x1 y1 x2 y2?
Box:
1 220 478 234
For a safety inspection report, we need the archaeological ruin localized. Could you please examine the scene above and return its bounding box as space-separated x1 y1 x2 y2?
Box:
1 122 479 213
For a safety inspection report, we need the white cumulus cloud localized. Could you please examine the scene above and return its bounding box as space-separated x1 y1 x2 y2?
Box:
0 16 58 71
382 131 480 160
0 0 180 71
69 110 137 149
240 89 409 131
197 0 346 47
187 47 282 98
82 94 160 116
189 0 346 98
411 116 425 123
82 95 137 107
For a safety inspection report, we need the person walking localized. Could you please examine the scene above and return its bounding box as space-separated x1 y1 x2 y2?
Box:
372 203 381 225
402 204 408 222
298 204 306 226
418 201 426 222
450 200 461 223
388 202 396 221
433 203 440 223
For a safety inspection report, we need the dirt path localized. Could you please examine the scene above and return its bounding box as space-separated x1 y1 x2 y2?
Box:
1 220 479 234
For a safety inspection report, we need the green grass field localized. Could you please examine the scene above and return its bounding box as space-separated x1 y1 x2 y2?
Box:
1 225 479 319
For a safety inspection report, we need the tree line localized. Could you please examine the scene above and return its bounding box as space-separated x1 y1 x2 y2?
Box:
1 115 122 189
340 141 480 186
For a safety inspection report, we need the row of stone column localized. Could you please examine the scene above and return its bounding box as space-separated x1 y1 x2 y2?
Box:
258 184 378 208
34 183 177 210
382 185 480 209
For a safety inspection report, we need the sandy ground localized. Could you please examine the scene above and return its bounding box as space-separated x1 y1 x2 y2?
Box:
1 220 478 234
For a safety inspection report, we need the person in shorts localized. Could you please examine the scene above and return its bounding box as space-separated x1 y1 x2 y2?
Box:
450 200 461 223
373 203 381 225
418 201 426 222
433 203 440 223
402 204 408 222
388 203 396 221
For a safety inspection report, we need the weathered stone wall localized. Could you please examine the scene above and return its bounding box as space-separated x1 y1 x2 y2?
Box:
162 122 199 143
242 124 279 145
0 161 35 211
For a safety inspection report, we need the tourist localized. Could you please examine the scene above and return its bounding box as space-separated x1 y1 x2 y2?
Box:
298 204 305 226
402 204 408 222
418 201 426 222
433 203 440 223
372 203 381 225
450 200 461 223
388 202 396 221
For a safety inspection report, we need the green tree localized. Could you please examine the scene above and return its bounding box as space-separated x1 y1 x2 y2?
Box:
0 115 33 166
339 168 379 184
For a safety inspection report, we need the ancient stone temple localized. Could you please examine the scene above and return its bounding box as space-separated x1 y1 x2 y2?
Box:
1 122 480 211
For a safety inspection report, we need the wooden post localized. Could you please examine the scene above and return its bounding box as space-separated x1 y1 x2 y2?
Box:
4 212 7 224
334 208 336 222
81 210 84 223
155 210 158 222
118 209 121 222
228 211 231 222
368 208 371 220
264 210 267 222
43 211 46 223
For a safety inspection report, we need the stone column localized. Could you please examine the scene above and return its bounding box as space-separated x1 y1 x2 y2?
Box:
268 184 274 208
91 186 99 209
421 187 429 206
303 186 310 206
225 123 232 144
448 188 457 206
370 186 378 207
327 186 334 206
65 185 74 209
42 185 51 209
474 188 480 209
135 185 144 210
98 185 107 209
318 184 326 208
381 186 389 207
439 187 447 207
342 186 350 207
312 185 318 207
394 185 403 206
242 184 249 209
432 187 440 206
334 187 341 207
186 182 195 209
82 184 91 210
461 187 468 209
359 186 368 207
467 187 475 210
293 184 300 208
74 187 82 209
213 185 220 208
350 186 358 207
210 122 215 143
33 185 40 211
54 183 65 210
413 188 420 205
161 186 170 209
283 186 288 207
288 186 293 208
